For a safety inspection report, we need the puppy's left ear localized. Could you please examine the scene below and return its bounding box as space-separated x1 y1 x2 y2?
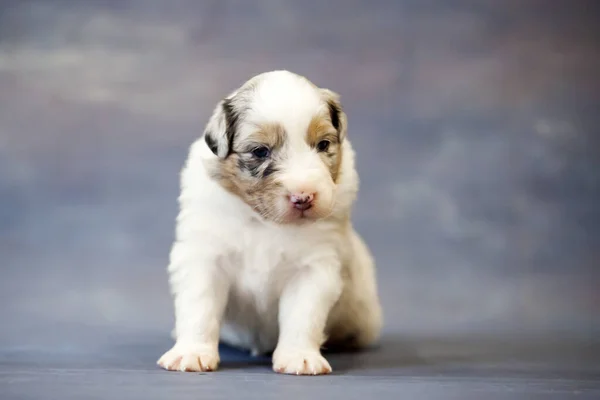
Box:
203 97 240 159
321 88 348 142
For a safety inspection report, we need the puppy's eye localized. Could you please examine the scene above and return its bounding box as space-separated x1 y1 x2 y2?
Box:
251 146 270 159
316 140 330 152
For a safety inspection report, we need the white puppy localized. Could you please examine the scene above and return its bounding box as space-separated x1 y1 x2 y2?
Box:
157 70 382 375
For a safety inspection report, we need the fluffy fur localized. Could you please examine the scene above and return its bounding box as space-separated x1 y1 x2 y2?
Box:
157 70 382 375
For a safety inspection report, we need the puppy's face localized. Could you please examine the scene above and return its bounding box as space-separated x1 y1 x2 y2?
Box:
203 71 348 224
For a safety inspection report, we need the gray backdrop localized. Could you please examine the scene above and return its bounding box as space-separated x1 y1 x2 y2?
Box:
1 1 599 398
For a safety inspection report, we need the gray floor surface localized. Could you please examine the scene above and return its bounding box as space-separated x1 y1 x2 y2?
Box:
2 336 600 399
2 1 599 399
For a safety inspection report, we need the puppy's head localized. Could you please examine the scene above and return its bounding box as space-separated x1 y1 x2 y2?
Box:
203 70 348 224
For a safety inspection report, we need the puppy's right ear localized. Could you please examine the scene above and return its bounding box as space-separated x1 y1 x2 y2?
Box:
203 98 240 159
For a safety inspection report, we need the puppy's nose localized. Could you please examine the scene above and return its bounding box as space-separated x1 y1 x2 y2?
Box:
289 192 314 211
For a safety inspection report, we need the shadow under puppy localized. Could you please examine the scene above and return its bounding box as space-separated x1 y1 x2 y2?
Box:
158 70 383 375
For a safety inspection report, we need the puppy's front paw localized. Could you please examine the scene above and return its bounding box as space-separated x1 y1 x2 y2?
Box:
272 347 332 375
157 343 219 372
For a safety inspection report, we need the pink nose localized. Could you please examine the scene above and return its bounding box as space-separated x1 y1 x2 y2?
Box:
289 192 314 211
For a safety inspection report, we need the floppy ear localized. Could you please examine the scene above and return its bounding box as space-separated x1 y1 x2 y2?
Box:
321 88 348 142
203 98 241 159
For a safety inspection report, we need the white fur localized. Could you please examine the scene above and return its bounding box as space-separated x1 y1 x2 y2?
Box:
157 71 382 375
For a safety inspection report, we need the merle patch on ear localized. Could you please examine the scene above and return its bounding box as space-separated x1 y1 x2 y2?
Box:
320 88 346 142
327 100 340 132
222 98 241 157
205 133 219 155
204 97 243 159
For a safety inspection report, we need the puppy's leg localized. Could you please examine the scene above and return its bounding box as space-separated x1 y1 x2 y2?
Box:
273 260 342 375
157 242 230 372
326 231 382 350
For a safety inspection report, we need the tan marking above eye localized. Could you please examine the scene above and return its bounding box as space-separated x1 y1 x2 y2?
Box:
306 115 337 147
251 123 286 149
234 122 286 154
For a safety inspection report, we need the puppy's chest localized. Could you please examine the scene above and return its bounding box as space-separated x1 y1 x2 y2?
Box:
229 228 298 300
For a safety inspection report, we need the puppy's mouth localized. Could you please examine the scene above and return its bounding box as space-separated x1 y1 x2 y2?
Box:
292 202 312 212
286 204 327 223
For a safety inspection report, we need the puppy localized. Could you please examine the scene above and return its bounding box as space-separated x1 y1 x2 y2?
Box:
157 70 382 375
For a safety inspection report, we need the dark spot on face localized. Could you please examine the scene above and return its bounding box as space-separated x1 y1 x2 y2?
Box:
204 132 218 155
327 101 340 132
237 156 264 178
262 162 277 178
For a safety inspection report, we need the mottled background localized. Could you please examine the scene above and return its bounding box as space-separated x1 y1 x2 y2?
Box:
1 0 599 361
